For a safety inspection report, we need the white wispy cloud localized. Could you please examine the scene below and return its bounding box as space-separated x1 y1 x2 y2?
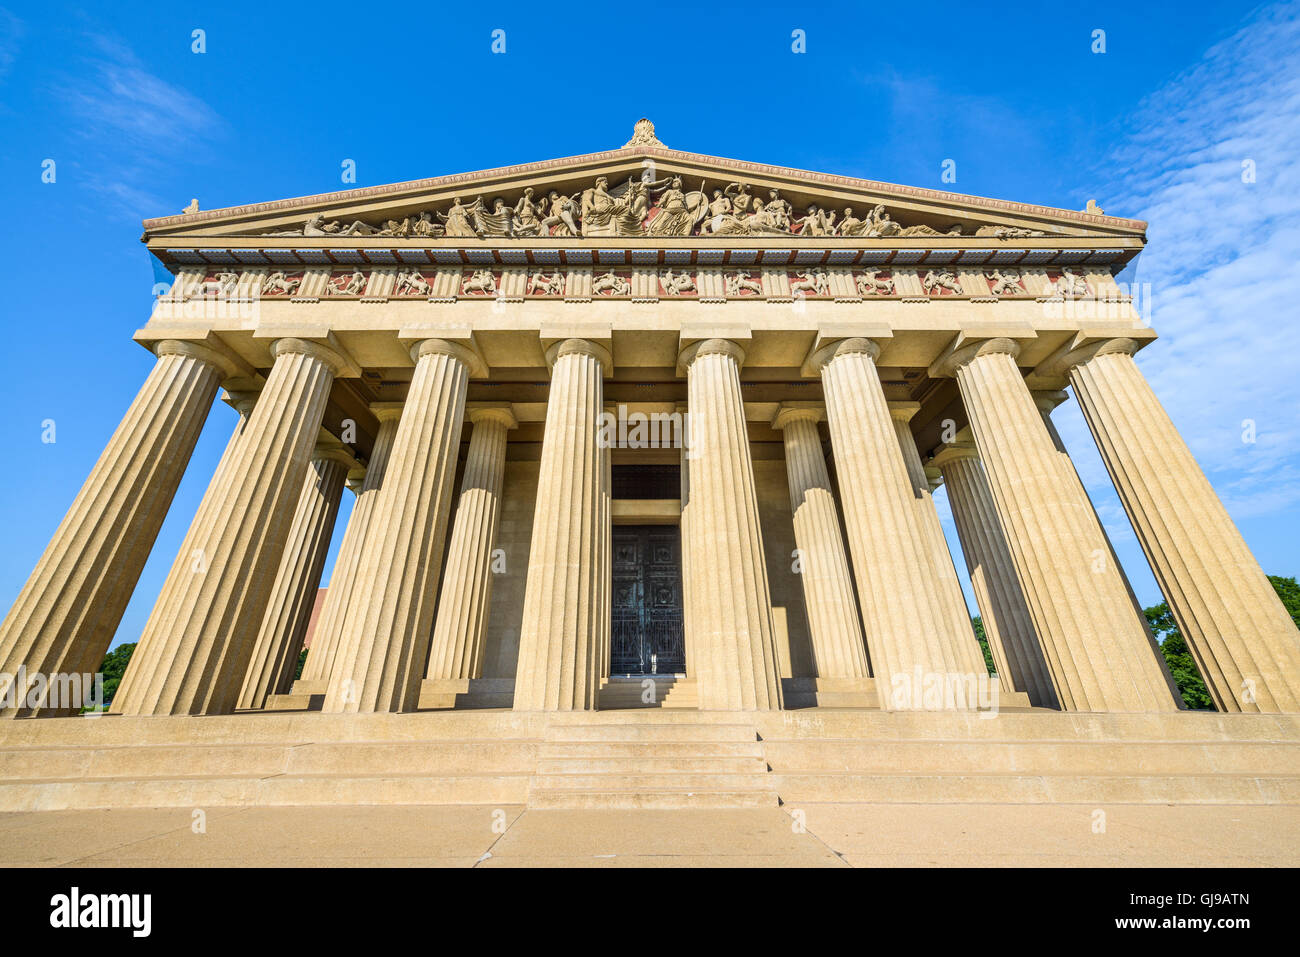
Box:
55 31 226 215
1055 1 1300 521
0 7 23 83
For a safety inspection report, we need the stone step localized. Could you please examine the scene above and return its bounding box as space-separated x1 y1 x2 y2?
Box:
526 788 779 809
533 771 770 791
771 772 1300 805
540 741 764 760
545 709 744 725
0 772 532 812
263 692 323 712
543 723 757 743
0 739 539 780
762 740 1300 774
536 756 768 775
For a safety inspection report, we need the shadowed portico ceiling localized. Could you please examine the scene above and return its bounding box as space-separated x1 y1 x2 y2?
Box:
142 119 1145 271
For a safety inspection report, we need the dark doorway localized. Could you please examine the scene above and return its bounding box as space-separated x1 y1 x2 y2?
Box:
611 525 685 675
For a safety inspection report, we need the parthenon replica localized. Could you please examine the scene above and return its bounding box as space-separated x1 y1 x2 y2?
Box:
1 119 1296 812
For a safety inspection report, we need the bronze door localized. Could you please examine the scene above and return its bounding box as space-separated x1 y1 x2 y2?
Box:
611 525 685 675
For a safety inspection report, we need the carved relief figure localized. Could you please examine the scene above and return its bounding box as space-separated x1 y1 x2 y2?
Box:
438 197 478 238
330 270 367 296
512 188 544 237
856 269 894 296
698 189 732 234
395 270 433 296
646 177 707 237
262 272 301 296
592 270 631 296
538 191 582 237
975 225 1047 239
1051 268 1090 298
526 271 565 296
473 198 516 238
461 269 497 296
724 271 762 296
922 269 963 296
791 269 831 297
660 268 696 295
985 268 1023 297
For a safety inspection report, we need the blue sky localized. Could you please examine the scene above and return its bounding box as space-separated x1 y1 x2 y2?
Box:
0 0 1296 649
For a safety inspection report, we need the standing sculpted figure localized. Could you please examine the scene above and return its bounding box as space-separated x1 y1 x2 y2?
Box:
698 189 732 234
512 188 543 237
439 197 478 238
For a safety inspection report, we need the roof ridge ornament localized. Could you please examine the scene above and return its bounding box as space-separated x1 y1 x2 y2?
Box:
622 118 665 149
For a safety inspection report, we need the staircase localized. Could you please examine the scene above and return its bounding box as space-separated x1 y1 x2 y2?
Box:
598 676 697 709
527 712 777 809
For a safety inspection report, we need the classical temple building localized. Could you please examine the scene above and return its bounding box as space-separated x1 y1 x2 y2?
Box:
2 118 1298 749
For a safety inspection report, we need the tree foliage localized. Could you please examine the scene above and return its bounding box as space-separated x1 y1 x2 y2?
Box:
97 642 136 704
970 616 995 675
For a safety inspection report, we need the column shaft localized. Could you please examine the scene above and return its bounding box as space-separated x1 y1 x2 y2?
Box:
775 409 870 678
1068 342 1300 711
322 340 471 713
950 341 1177 711
935 444 1058 707
890 407 989 678
298 409 401 686
237 450 348 709
425 408 515 681
817 339 982 708
112 339 343 715
513 340 609 711
0 341 228 716
680 340 782 711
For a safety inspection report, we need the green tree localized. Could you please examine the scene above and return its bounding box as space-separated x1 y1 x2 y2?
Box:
97 642 136 705
295 648 308 681
970 616 995 675
1144 574 1300 711
1267 575 1300 629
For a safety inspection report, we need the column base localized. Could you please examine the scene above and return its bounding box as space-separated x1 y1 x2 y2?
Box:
418 678 515 710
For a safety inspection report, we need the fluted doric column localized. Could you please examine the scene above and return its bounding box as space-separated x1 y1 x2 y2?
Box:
772 405 869 679
814 338 985 708
932 441 1058 708
888 402 989 679
236 443 350 709
678 421 695 678
113 338 349 716
1060 338 1300 712
322 339 476 713
679 339 782 711
939 338 1178 712
0 340 236 716
513 339 610 711
297 405 402 690
425 406 517 681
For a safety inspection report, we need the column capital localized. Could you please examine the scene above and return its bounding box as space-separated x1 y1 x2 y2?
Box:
222 389 260 418
677 337 745 374
1031 389 1070 416
155 338 247 380
929 336 1022 378
930 441 980 469
369 401 406 424
546 337 611 371
410 337 489 378
803 336 882 376
771 402 824 430
1037 334 1143 378
468 404 519 430
312 440 359 470
887 400 922 423
270 337 357 378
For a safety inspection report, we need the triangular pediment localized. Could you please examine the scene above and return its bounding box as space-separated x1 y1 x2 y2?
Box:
143 120 1144 254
